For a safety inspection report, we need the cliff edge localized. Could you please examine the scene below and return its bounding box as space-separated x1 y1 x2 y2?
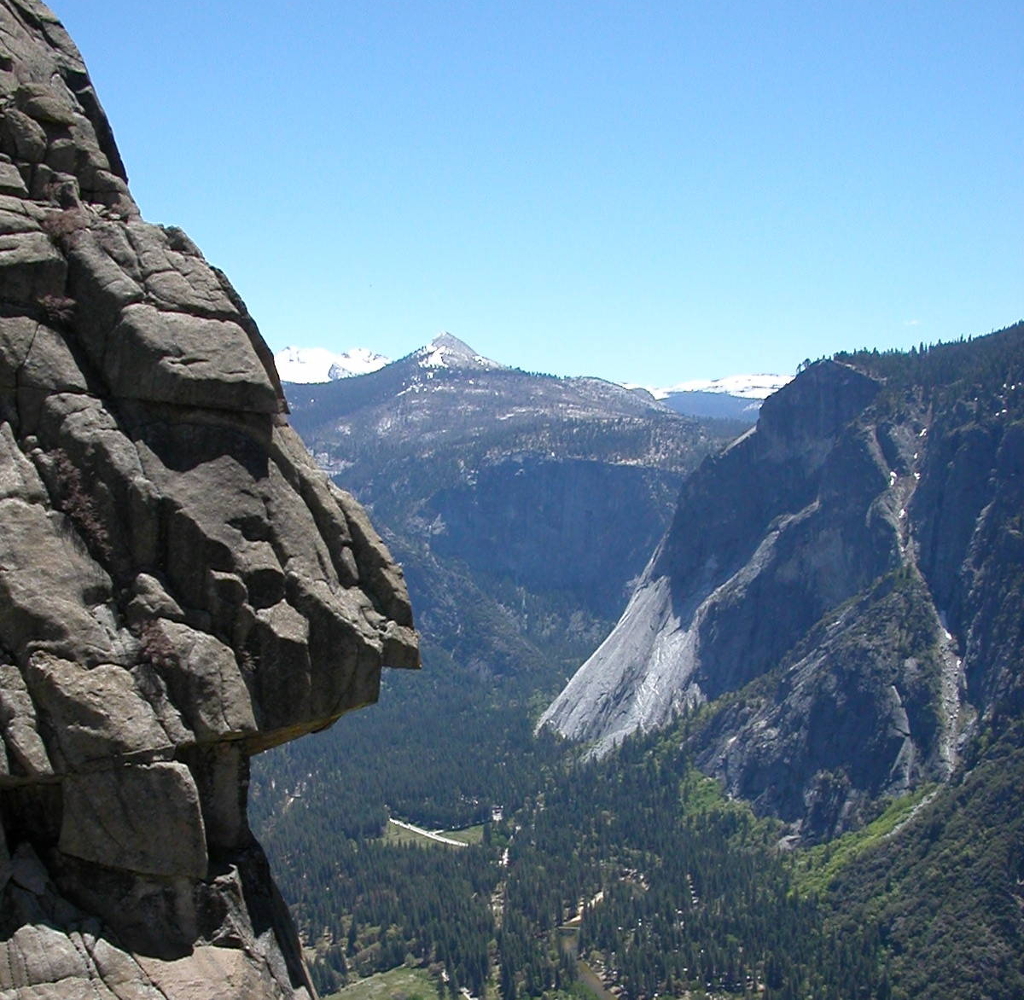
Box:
0 1 418 996
543 333 1024 839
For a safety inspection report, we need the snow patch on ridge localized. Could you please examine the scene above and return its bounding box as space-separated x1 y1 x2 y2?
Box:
275 346 390 383
414 332 505 371
626 373 793 401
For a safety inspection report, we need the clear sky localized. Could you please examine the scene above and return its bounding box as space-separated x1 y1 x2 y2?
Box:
53 1 1021 386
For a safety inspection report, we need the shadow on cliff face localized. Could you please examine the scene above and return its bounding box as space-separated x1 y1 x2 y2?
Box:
656 362 891 699
126 406 273 480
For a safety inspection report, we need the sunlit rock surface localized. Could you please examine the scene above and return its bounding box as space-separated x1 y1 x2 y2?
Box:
0 1 417 996
544 346 1024 838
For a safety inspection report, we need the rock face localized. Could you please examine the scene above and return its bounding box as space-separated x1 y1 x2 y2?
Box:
542 336 1024 839
287 334 730 631
541 362 901 746
0 2 418 997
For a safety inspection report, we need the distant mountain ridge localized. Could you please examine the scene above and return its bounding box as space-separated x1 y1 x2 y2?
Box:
653 372 792 399
273 332 502 385
275 337 789 423
632 373 793 421
284 333 702 468
283 333 734 622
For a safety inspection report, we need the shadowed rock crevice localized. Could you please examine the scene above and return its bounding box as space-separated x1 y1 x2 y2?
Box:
0 2 418 996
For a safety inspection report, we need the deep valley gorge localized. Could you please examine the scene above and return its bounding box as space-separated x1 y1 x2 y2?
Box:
1 4 1022 1000
254 325 1024 1000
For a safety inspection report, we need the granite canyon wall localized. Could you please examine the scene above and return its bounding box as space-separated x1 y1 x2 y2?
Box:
543 338 1024 840
0 2 417 996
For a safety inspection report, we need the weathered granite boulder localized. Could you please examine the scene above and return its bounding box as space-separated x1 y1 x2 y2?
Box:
0 2 418 996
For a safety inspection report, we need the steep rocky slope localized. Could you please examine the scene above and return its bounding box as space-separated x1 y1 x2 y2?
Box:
248 338 735 863
543 327 1024 839
0 2 417 997
287 333 736 625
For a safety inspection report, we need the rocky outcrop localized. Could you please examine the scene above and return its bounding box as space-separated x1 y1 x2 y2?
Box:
542 338 1024 839
541 362 901 746
0 2 417 997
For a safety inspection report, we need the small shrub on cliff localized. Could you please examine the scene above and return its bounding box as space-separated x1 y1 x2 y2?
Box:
39 207 89 248
51 448 111 561
37 293 75 328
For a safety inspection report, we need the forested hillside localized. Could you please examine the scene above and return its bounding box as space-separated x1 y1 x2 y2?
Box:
254 325 1023 999
252 343 735 832
249 342 738 993
259 694 1023 1000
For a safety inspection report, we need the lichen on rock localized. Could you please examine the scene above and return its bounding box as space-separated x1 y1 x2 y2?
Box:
0 2 418 996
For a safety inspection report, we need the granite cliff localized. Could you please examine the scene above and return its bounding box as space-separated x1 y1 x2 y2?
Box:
286 333 732 628
0 2 417 997
542 329 1024 839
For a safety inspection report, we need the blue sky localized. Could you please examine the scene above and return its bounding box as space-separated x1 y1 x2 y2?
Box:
54 1 1021 385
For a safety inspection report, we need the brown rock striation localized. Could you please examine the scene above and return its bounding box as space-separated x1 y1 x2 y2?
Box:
0 1 418 996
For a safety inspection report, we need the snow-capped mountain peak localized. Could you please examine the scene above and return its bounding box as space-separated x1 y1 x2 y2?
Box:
412 333 505 371
275 346 390 384
619 372 793 422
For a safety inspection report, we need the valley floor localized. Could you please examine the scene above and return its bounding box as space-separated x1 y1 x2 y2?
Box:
387 818 471 848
